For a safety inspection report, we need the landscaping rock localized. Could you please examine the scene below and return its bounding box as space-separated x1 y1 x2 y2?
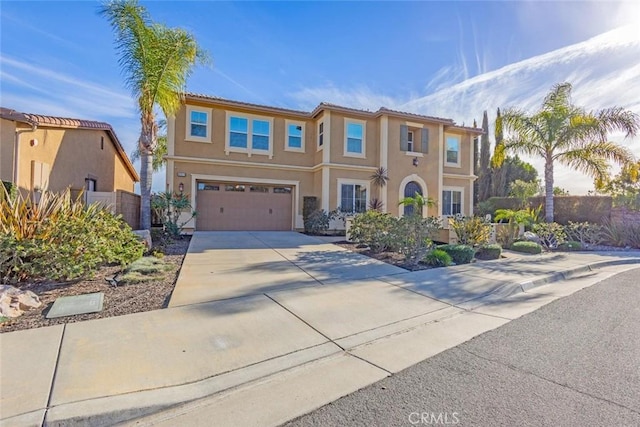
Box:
133 229 153 249
523 231 541 243
0 285 42 318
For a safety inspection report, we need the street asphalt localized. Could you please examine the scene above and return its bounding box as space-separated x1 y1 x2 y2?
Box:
285 267 640 427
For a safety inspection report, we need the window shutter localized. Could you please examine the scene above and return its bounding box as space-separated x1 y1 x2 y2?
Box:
400 125 408 151
421 129 429 154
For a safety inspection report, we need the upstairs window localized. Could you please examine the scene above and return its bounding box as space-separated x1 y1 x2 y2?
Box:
344 119 365 157
190 111 208 137
252 120 270 150
226 113 272 155
185 106 212 142
318 122 324 147
229 116 248 148
445 136 460 166
400 125 429 153
286 122 304 151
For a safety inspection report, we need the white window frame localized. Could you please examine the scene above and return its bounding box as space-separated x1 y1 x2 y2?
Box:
444 134 461 167
285 120 305 153
442 186 464 217
185 106 212 143
225 111 274 158
407 130 414 153
343 118 366 158
317 121 324 151
337 178 369 214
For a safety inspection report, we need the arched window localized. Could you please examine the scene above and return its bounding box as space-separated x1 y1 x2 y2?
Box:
403 181 423 216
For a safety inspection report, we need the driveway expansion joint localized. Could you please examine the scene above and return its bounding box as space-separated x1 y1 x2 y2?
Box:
42 323 66 426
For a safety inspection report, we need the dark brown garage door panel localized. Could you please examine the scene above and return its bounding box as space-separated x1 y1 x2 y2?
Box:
196 183 293 231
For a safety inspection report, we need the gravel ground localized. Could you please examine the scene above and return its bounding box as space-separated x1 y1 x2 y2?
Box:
0 234 190 334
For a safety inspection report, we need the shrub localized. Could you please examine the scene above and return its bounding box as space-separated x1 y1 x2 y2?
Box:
393 215 442 266
532 222 566 250
303 197 319 233
152 191 195 238
423 249 452 267
450 215 491 246
556 241 583 251
600 219 640 248
438 244 475 265
1 188 144 283
348 210 395 253
304 208 344 235
564 221 603 247
510 241 542 254
475 244 502 260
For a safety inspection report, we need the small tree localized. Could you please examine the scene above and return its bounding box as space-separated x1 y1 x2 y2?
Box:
369 167 389 211
153 191 195 238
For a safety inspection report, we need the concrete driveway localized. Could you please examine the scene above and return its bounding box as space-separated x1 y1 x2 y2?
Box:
169 231 407 306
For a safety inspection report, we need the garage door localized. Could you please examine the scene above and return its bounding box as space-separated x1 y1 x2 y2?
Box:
196 182 293 231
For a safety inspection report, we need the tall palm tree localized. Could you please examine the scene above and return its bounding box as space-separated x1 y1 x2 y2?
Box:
130 119 167 172
496 82 639 222
100 0 207 230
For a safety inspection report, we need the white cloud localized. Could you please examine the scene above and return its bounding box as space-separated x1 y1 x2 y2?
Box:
400 25 640 195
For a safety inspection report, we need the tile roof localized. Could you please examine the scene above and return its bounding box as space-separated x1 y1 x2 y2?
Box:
0 107 139 181
186 93 309 116
185 93 482 132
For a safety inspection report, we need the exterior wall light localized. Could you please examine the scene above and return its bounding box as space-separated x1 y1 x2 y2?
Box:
178 182 184 193
413 157 419 167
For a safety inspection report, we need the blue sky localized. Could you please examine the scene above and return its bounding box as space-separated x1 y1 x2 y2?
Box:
1 1 639 194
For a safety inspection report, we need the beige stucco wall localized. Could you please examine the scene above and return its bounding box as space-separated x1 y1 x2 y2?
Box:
8 125 135 193
0 118 16 182
385 118 441 217
174 103 316 168
327 111 378 167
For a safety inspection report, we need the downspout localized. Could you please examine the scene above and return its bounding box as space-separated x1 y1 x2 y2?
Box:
13 121 38 185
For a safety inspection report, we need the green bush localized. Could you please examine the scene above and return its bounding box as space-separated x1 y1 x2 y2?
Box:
449 216 491 246
556 241 583 251
532 222 566 250
1 188 144 283
475 244 502 260
348 210 395 253
438 244 475 265
510 241 542 254
423 249 452 267
152 191 196 238
393 215 442 266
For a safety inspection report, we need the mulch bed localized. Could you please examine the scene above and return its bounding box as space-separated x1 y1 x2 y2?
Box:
334 241 432 271
0 234 190 334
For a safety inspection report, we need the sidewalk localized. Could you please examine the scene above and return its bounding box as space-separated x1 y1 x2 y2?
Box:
1 233 639 427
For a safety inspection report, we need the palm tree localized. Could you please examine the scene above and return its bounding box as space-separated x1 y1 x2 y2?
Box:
130 119 167 172
496 82 639 222
398 193 437 217
100 0 207 230
369 166 389 211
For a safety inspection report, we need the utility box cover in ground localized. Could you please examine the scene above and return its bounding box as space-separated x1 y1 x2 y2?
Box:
46 293 104 319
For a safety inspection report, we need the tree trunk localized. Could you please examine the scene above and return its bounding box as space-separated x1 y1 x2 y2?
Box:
544 155 554 222
139 149 153 230
139 117 157 231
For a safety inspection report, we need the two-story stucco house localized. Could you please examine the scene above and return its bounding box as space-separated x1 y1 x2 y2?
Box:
1 108 139 195
166 94 482 232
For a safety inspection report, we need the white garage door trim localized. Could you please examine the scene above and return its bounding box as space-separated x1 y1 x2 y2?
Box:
190 174 302 230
